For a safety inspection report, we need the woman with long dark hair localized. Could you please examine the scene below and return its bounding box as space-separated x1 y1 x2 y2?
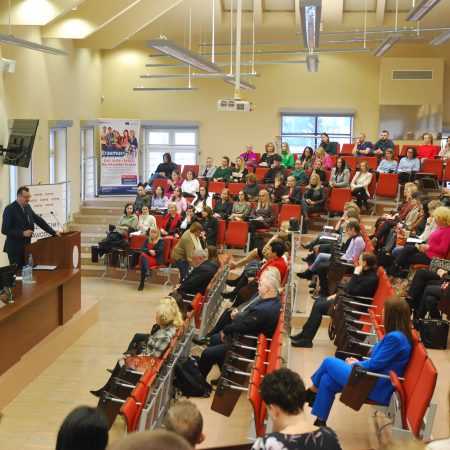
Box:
299 146 314 170
201 206 219 246
114 203 138 236
150 185 168 214
138 227 165 291
329 158 350 188
192 185 212 214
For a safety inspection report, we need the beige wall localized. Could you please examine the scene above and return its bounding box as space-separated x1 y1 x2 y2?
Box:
0 27 102 264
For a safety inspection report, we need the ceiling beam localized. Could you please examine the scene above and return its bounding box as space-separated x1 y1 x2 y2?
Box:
76 0 184 49
376 0 386 26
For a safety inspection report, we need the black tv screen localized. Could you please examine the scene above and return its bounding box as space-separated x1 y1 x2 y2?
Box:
2 119 39 168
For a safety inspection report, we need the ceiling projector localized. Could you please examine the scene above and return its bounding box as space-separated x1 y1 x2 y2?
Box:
217 99 253 112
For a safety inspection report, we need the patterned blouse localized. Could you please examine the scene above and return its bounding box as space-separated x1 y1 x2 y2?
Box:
251 428 342 450
248 204 275 228
232 201 251 218
142 326 176 358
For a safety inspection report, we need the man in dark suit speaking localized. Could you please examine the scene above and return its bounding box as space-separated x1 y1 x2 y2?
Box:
2 186 60 267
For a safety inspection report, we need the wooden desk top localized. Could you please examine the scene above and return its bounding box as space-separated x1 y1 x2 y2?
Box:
0 269 80 322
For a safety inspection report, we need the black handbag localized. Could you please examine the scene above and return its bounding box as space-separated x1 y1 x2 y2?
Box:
419 319 449 349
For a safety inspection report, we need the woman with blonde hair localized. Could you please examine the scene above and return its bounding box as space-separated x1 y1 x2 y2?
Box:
230 156 249 182
138 227 165 291
315 147 333 171
301 174 326 233
159 296 183 328
281 142 294 169
310 158 327 185
247 189 275 250
350 160 373 210
388 206 450 276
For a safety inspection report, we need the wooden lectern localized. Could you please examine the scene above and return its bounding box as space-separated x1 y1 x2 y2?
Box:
25 231 81 269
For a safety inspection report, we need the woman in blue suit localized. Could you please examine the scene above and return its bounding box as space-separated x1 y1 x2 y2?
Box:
306 296 412 427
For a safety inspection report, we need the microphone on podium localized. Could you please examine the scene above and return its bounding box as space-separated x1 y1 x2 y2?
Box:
50 211 64 234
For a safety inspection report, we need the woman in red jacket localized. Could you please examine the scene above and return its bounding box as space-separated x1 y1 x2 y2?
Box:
417 133 438 159
160 202 181 237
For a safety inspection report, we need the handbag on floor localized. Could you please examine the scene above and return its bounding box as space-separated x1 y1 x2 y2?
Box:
419 319 449 349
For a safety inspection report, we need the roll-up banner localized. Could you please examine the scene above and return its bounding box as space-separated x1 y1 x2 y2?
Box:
99 119 140 195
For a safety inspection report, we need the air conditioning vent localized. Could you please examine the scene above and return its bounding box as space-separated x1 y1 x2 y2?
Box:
392 70 433 80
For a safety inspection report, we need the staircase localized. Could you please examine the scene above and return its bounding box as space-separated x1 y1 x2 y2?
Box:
69 197 133 277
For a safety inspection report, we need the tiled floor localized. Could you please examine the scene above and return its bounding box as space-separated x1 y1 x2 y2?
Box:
0 246 449 449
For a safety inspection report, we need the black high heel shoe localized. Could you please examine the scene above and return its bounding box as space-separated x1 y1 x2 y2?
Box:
304 388 317 407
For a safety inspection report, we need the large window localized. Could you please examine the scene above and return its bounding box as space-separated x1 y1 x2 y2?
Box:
142 126 198 180
280 114 353 153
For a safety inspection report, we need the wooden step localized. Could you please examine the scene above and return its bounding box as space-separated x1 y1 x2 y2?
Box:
78 205 124 216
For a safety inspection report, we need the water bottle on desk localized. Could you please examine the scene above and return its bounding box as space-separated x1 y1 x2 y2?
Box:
23 253 35 284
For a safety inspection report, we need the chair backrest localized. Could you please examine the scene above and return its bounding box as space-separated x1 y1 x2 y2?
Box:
340 143 354 155
121 397 140 433
129 234 147 250
255 168 269 181
368 174 377 196
406 357 438 438
161 237 173 265
154 214 163 229
376 173 399 197
342 155 357 170
420 158 444 182
191 293 205 329
225 221 249 248
131 381 149 404
181 164 199 179
285 168 292 178
443 161 450 183
153 178 168 191
278 204 301 227
228 182 245 196
328 188 352 213
208 181 226 193
400 145 418 158
217 220 227 246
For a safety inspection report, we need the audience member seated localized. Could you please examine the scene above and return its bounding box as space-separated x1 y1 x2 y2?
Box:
292 252 378 348
230 156 248 182
297 220 365 281
258 142 276 167
114 203 138 236
248 189 275 250
310 159 327 185
301 174 326 233
417 132 438 159
440 187 450 207
438 136 450 161
198 272 282 381
281 142 295 168
318 132 338 155
264 155 285 183
56 406 108 450
160 202 182 237
172 248 219 300
166 170 183 197
267 175 285 203
350 161 372 210
163 401 205 449
213 188 233 220
137 228 166 291
168 187 187 214
201 206 218 245
387 206 450 276
230 191 251 221
171 221 204 281
147 153 178 188
111 429 192 450
198 156 216 181
192 185 212 215
181 170 199 197
372 130 395 159
240 143 258 168
223 240 286 306
150 185 168 214
134 184 150 212
329 158 350 188
299 146 314 170
90 302 179 399
371 182 419 248
377 148 398 174
315 147 334 170
291 159 309 185
244 172 260 201
178 205 199 235
133 205 156 235
398 147 421 184
305 296 412 427
352 133 373 157
251 369 342 450
213 156 232 182
281 176 302 204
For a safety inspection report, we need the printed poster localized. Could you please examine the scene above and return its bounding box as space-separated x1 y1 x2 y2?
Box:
99 119 140 195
